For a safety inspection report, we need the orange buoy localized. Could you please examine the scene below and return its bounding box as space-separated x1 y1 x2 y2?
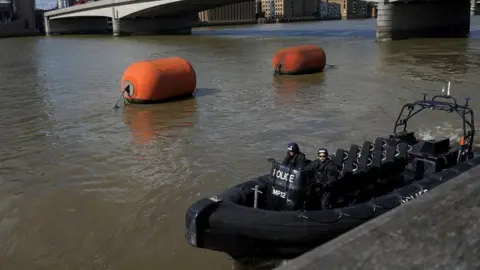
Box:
272 45 327 75
121 57 197 104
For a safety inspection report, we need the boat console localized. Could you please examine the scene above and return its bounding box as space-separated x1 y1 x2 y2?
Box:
264 160 312 211
390 83 475 179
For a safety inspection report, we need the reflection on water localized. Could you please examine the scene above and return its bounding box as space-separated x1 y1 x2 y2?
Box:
272 73 326 102
123 98 198 145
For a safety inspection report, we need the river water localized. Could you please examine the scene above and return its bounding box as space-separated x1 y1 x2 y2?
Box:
1 17 480 270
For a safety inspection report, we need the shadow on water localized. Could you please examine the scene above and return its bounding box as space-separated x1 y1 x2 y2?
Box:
194 87 222 97
122 98 198 145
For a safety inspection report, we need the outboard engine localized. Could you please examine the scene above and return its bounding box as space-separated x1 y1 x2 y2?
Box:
264 162 311 211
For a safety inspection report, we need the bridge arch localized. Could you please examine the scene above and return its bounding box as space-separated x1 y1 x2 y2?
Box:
116 0 251 18
47 0 252 20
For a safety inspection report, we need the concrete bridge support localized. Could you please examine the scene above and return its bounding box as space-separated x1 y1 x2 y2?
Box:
111 16 192 36
376 0 471 41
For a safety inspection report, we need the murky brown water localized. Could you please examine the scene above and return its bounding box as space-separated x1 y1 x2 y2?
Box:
1 17 480 270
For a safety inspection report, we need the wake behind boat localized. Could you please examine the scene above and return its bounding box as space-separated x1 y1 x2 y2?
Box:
185 84 479 263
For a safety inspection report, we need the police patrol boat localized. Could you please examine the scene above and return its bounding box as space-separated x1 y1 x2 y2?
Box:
185 82 480 262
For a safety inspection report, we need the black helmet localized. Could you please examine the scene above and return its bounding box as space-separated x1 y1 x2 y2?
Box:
287 142 300 153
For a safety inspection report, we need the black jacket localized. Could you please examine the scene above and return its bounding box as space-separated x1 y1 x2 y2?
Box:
282 152 307 170
305 158 338 186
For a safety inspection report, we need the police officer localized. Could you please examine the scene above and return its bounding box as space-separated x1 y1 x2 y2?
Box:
306 148 338 186
303 148 340 209
282 142 307 170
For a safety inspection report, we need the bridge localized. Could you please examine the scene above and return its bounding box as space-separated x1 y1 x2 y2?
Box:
44 0 477 40
43 0 252 36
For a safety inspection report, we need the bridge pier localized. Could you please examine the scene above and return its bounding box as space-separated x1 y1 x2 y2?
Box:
376 0 471 41
112 16 192 36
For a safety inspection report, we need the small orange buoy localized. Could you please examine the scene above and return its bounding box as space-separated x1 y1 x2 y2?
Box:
272 45 327 75
121 57 197 104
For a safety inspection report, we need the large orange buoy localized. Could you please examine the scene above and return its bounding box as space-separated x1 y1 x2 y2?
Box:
121 57 197 104
272 45 327 75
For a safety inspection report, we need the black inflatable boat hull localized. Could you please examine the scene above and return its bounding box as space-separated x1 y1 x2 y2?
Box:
185 155 480 260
